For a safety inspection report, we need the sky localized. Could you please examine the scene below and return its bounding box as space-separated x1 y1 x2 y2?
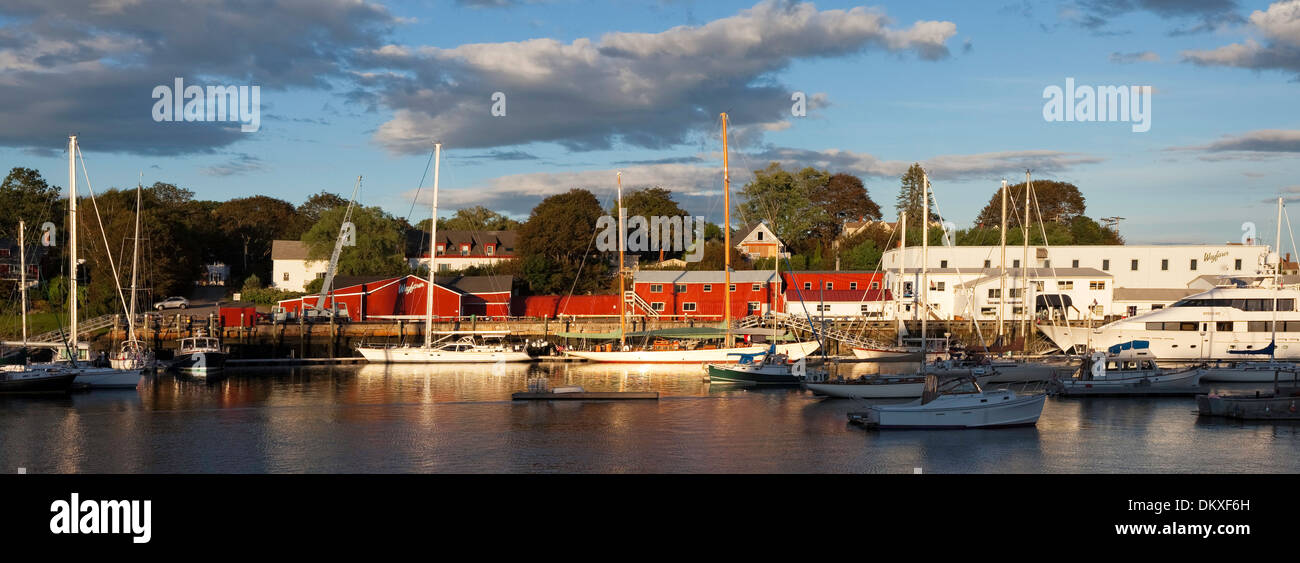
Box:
1 0 1298 245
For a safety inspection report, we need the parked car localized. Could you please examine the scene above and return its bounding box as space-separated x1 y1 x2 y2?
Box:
154 296 190 310
271 306 296 324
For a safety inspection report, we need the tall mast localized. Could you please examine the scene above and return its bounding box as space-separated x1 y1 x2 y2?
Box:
425 143 441 349
920 171 929 371
68 135 78 356
722 113 732 347
19 219 27 352
897 211 906 346
1272 196 1283 360
617 171 626 348
997 179 1007 343
1021 170 1031 353
128 178 142 342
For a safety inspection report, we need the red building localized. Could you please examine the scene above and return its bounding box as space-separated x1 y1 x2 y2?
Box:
631 271 782 320
513 295 622 318
276 275 513 321
781 271 885 294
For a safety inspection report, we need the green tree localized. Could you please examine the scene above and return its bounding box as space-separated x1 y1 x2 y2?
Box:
295 191 348 236
974 180 1088 226
895 163 938 224
808 172 881 244
0 167 61 245
840 237 882 270
517 189 609 294
213 196 299 279
302 205 409 277
736 163 821 249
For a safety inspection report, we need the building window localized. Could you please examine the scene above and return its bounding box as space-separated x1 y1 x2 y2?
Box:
803 282 812 290
650 284 663 293
850 282 858 290
1009 289 1023 298
757 231 763 241
816 304 831 312
932 282 945 291
1131 259 1139 271
752 283 762 291
1032 281 1044 291
1161 259 1169 271
651 302 665 311
436 244 445 255
1190 259 1198 271
980 307 994 316
1089 281 1105 290
682 302 697 312
316 272 326 279
940 260 948 268
283 272 290 281
871 282 879 289
1013 259 1020 268
1072 259 1079 268
730 284 736 292
826 282 833 290
460 245 470 256
1127 306 1137 316
1058 280 1073 290
486 246 495 256
988 289 1001 299
1235 259 1242 270
748 302 760 313
1102 259 1110 271
1012 306 1024 314
984 260 991 268
675 284 686 293
1044 260 1051 268
703 284 712 292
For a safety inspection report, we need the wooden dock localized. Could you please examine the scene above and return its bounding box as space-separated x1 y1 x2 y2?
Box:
512 391 659 400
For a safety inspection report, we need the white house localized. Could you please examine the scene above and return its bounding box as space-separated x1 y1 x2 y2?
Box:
735 222 788 260
881 244 1269 318
884 267 1114 323
271 240 327 292
407 230 517 273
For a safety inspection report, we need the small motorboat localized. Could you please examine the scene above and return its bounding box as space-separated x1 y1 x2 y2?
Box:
848 373 1046 429
171 330 227 375
705 344 810 385
1048 340 1204 397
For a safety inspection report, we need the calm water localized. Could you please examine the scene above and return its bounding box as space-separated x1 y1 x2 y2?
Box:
2 362 1299 473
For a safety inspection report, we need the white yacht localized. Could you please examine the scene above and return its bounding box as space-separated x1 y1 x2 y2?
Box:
357 336 533 364
1038 281 1300 361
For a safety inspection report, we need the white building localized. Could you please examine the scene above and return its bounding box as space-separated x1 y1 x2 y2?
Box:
881 244 1269 319
407 230 517 273
271 240 327 292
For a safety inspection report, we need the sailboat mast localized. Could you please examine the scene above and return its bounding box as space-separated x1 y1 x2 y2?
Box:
722 113 732 347
618 171 626 348
921 172 929 370
1273 196 1283 359
1021 171 1031 353
128 179 141 342
19 219 26 351
998 179 1007 342
897 211 906 346
69 135 78 355
425 143 441 349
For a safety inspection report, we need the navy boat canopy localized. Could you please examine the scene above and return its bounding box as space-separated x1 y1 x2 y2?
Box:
1107 340 1150 355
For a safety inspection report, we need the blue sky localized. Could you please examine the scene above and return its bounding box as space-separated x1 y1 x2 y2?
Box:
1 0 1298 245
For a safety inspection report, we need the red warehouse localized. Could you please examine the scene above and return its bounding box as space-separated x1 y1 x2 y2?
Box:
631 271 782 320
277 274 514 321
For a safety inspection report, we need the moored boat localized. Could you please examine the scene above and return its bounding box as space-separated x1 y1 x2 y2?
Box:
1047 340 1204 396
705 344 811 385
171 331 227 375
0 365 76 394
358 335 533 364
848 373 1045 429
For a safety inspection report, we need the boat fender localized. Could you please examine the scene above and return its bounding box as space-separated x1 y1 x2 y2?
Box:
1290 402 1296 413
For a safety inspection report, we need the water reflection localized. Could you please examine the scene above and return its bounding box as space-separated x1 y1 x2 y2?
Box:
1 363 1298 473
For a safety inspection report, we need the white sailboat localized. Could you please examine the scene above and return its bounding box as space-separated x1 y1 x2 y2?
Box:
34 136 142 389
1 219 77 394
356 144 534 364
110 178 154 371
563 113 820 364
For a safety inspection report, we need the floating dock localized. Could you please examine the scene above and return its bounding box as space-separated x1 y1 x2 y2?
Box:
512 391 659 400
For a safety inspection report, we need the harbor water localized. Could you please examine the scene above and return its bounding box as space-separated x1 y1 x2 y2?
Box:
2 362 1299 473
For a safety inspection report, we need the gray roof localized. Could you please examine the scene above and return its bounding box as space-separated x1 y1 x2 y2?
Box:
406 229 517 258
1112 288 1202 302
434 274 514 294
949 267 1111 288
271 240 311 261
634 270 779 284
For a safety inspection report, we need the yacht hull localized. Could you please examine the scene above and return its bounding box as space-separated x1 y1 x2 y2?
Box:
172 351 228 373
705 363 800 385
70 367 143 389
565 341 820 364
356 347 534 363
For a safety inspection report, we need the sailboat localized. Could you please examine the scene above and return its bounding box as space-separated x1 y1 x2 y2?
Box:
0 219 77 394
563 113 821 364
850 210 947 361
806 169 992 398
355 144 534 364
110 178 154 370
34 136 142 389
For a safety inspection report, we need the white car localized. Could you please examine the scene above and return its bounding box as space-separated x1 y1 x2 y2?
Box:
154 296 190 310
